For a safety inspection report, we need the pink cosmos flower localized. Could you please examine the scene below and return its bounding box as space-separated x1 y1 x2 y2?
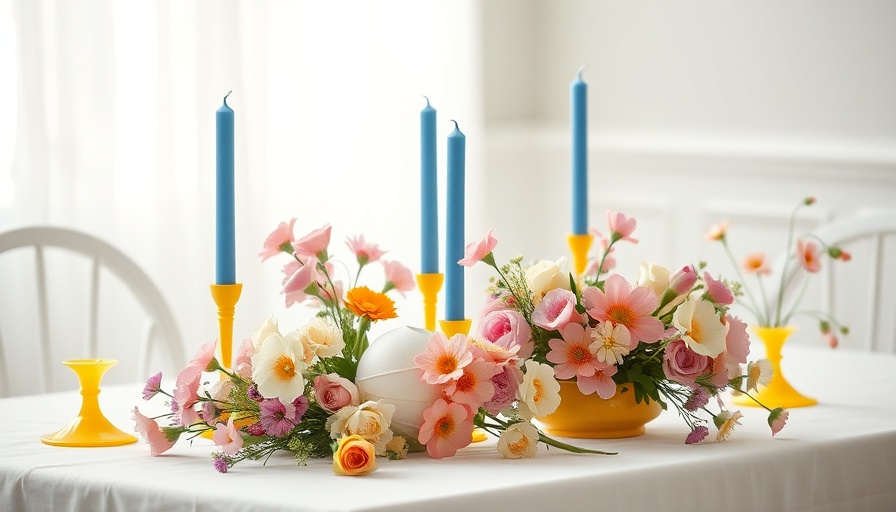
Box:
768 408 789 436
213 417 244 455
414 333 473 385
702 272 734 306
725 315 750 364
705 221 729 241
259 218 296 262
346 234 386 265
282 257 319 307
381 260 415 296
458 229 497 267
477 307 533 359
173 339 217 410
546 323 597 378
418 398 474 459
142 372 162 400
234 337 255 379
132 407 177 456
825 333 839 348
313 374 360 413
531 288 581 331
577 362 618 398
174 402 201 427
483 365 523 415
582 274 665 344
606 210 638 244
742 252 771 275
663 339 711 388
444 360 498 408
796 239 822 273
293 224 332 259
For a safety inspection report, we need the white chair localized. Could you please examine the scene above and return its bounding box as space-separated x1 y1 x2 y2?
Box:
772 211 896 353
0 226 185 396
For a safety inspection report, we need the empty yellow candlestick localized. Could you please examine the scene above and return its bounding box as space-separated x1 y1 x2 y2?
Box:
416 273 444 332
567 233 594 276
210 283 242 369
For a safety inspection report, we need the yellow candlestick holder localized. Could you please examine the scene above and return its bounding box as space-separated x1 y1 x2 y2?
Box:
439 319 472 338
416 273 444 332
210 283 242 369
567 233 594 276
41 359 137 447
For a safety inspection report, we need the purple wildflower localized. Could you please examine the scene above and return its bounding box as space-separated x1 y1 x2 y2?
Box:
684 387 709 412
259 399 297 437
143 372 163 400
245 422 265 436
686 426 709 444
246 384 263 402
213 454 229 473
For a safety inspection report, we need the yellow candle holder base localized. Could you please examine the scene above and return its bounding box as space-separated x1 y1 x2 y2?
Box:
439 319 472 338
416 273 444 332
41 359 137 447
567 233 594 276
210 283 242 370
733 326 818 409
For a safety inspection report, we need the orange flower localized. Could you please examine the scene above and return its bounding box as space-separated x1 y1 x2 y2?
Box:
332 435 377 476
344 286 397 321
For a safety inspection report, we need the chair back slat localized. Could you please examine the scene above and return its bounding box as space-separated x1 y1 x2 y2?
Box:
87 255 101 358
35 245 52 393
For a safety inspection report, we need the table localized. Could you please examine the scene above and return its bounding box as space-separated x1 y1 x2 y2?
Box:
2 345 895 512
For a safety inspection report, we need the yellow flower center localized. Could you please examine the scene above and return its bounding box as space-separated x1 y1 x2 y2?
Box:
570 345 592 363
608 305 635 327
437 416 455 438
532 378 544 404
688 318 703 344
455 369 475 393
274 354 297 382
507 435 530 456
436 354 458 375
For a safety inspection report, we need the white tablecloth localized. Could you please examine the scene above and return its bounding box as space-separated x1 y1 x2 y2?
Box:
1 345 895 512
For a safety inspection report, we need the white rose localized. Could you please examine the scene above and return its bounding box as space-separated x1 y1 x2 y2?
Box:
497 422 539 459
325 400 396 454
525 258 570 304
638 262 670 298
250 316 281 350
298 317 345 359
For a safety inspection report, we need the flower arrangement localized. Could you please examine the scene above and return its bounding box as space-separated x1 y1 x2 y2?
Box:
706 197 850 347
442 210 790 446
133 221 416 474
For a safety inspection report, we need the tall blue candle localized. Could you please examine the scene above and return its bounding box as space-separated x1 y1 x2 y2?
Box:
420 97 438 274
571 67 588 235
215 92 236 284
445 120 466 321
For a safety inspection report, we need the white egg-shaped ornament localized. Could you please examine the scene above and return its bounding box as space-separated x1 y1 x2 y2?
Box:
355 326 442 451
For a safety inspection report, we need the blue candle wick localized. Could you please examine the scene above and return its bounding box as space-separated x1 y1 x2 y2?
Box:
423 95 431 108
223 91 232 107
450 119 459 131
577 66 586 81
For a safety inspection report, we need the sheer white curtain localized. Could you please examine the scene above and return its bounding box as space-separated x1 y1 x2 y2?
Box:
2 0 485 370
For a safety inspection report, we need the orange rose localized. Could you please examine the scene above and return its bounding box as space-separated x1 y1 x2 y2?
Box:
333 435 377 476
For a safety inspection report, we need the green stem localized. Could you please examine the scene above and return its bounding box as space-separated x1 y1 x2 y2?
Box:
775 201 805 326
721 238 766 324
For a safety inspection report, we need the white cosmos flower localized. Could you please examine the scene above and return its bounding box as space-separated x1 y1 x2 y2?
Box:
517 360 561 420
672 298 728 358
589 321 632 364
746 359 774 391
251 330 307 403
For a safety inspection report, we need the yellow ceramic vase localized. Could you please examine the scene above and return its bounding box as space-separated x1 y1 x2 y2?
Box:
537 381 663 439
735 326 817 408
41 359 137 447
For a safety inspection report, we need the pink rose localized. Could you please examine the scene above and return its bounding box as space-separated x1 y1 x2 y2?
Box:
313 374 360 413
663 339 712 387
702 272 734 306
669 265 698 295
531 288 580 332
477 308 533 359
483 365 523 415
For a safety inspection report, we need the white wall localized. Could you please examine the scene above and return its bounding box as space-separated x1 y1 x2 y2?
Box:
478 1 896 349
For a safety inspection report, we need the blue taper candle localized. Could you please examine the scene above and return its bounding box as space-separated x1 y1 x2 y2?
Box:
571 67 588 235
445 120 466 321
215 92 236 284
421 97 439 274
